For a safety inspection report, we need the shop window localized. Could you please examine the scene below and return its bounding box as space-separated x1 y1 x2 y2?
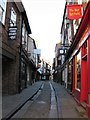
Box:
68 62 72 81
82 41 87 60
67 61 72 91
21 59 26 75
10 7 16 26
0 0 7 24
21 58 27 89
76 51 81 90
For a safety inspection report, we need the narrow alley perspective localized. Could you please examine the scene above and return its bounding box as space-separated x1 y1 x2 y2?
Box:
1 0 90 119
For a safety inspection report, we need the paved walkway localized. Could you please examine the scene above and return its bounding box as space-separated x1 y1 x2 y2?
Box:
2 80 88 119
2 81 43 119
51 81 88 118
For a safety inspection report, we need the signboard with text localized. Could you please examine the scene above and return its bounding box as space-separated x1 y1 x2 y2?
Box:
8 26 17 40
67 4 82 20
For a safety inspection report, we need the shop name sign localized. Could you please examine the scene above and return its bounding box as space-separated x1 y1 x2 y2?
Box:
67 4 82 20
8 26 17 40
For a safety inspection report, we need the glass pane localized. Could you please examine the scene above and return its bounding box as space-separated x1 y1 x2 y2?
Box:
76 51 81 90
0 0 7 23
25 31 28 50
0 0 5 10
10 7 16 26
0 6 3 22
22 37 24 44
78 0 82 4
22 22 25 37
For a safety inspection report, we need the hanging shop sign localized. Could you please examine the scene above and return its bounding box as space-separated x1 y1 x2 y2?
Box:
67 4 82 20
8 26 17 40
59 48 65 55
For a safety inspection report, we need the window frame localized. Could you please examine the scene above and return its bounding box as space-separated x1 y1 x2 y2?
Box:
22 21 28 51
10 7 17 27
0 0 7 24
75 50 81 91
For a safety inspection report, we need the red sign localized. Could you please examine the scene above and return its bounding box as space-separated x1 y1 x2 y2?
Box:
67 4 82 20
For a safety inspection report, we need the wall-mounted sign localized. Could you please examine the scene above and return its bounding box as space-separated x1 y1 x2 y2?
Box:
33 49 41 55
60 49 64 54
8 26 17 40
59 49 65 55
67 4 82 20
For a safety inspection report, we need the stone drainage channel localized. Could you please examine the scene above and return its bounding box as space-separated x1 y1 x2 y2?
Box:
4 82 59 119
49 82 59 118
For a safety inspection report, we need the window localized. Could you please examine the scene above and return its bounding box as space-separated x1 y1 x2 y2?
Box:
0 0 7 24
82 0 89 11
78 0 82 4
67 0 75 3
82 42 87 60
25 31 28 50
22 21 28 50
82 0 89 2
22 22 25 45
21 58 27 89
8 7 17 40
0 5 4 22
10 7 16 26
76 51 81 90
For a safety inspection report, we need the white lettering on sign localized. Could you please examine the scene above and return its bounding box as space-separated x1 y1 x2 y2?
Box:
8 26 17 40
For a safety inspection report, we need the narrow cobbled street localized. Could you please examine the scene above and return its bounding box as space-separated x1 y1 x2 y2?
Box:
2 81 87 119
1 0 90 119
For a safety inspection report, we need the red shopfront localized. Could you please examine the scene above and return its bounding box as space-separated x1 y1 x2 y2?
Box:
67 2 90 117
